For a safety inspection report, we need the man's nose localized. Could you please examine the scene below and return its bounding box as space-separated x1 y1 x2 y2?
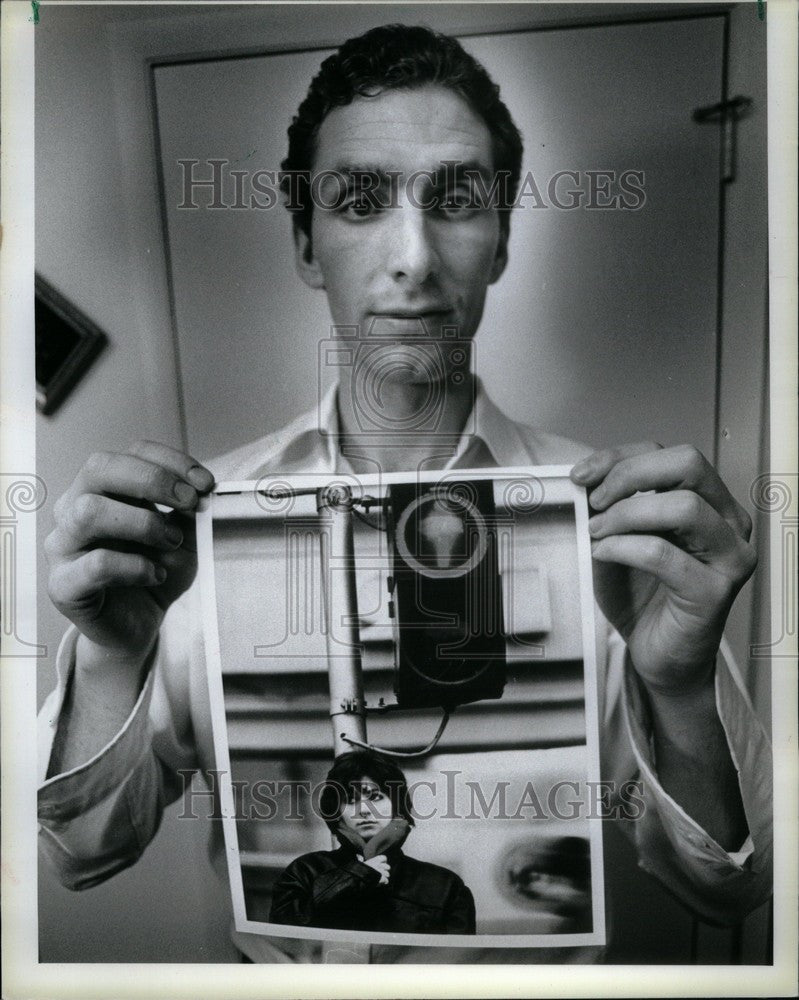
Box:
386 207 439 284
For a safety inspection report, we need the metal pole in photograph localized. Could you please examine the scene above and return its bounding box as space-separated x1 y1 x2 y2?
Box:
317 484 371 964
317 484 367 756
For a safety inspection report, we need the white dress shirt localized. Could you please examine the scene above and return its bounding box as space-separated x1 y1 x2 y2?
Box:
38 381 773 963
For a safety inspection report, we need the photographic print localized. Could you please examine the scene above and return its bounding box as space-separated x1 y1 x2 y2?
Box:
198 469 605 948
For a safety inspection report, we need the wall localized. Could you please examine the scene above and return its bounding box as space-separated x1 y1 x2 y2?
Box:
35 5 235 962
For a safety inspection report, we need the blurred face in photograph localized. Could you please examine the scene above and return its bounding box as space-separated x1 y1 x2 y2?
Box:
515 869 591 919
293 85 509 386
503 837 592 928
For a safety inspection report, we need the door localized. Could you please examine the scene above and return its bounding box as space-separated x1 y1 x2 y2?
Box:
153 15 723 462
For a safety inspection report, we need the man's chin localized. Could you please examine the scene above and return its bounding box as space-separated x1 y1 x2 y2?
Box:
352 346 461 389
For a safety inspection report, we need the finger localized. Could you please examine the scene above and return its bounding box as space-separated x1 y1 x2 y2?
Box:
49 494 185 556
48 548 166 608
571 442 662 486
584 445 751 537
127 440 215 493
587 491 754 579
590 534 725 603
72 452 203 512
167 509 197 551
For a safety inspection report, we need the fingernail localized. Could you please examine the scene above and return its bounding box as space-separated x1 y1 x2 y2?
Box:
154 565 167 583
588 516 601 535
589 487 606 507
164 525 183 547
187 465 214 491
174 482 197 506
571 462 590 482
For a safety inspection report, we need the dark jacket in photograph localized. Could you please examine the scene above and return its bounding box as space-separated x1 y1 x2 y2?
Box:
270 845 476 934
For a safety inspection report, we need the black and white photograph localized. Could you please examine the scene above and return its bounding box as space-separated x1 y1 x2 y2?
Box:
199 470 604 952
0 0 795 996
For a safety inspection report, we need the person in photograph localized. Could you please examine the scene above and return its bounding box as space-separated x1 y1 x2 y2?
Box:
269 751 476 934
38 22 771 962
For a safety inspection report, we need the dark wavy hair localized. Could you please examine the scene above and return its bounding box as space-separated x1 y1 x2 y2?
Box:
318 750 416 832
280 23 524 239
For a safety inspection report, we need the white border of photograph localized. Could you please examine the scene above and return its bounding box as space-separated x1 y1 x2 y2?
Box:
197 466 606 948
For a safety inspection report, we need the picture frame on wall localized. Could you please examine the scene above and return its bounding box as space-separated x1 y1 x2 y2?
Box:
35 273 107 415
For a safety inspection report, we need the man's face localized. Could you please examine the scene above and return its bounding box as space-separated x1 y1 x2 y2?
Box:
294 85 509 366
338 777 394 843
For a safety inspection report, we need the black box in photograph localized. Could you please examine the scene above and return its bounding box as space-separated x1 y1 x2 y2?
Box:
387 480 506 710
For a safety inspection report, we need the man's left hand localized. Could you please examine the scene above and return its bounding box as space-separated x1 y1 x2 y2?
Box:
571 442 757 694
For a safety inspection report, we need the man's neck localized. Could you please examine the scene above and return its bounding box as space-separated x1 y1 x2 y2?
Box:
335 371 476 474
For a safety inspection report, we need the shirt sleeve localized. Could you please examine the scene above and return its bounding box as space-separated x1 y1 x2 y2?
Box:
609 627 773 925
37 600 200 891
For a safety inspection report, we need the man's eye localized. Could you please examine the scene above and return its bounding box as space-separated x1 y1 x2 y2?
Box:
437 191 475 216
340 197 379 219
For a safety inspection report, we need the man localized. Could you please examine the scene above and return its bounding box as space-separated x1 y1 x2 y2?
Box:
39 24 771 963
269 751 476 934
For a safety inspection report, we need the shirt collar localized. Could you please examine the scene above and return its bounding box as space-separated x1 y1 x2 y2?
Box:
233 377 539 477
448 380 537 469
326 377 535 472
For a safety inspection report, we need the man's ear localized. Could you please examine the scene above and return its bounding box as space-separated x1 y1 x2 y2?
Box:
293 221 325 290
489 225 509 285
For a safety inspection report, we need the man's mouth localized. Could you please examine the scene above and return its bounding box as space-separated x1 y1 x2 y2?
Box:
371 308 451 319
367 310 452 338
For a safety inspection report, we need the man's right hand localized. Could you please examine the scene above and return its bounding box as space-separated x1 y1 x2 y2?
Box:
45 441 215 670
